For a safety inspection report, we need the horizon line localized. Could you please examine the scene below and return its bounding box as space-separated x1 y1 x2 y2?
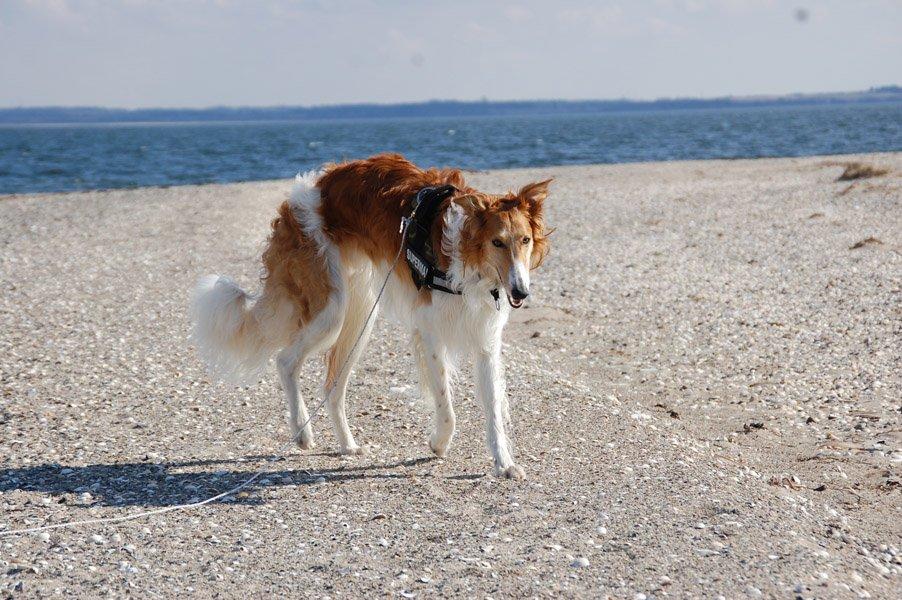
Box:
2 85 900 112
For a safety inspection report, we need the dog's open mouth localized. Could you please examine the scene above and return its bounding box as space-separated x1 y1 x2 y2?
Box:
507 294 524 309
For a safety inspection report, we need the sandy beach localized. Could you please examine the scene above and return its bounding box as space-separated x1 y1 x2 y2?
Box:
0 153 899 598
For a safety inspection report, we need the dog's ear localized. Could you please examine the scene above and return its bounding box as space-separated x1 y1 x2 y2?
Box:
518 179 552 219
453 194 490 217
498 197 521 211
519 180 553 270
530 232 551 269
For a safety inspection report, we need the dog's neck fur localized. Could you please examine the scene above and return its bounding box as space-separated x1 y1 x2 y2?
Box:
440 202 470 289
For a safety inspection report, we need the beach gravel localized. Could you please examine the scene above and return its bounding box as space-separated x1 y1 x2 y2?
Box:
0 153 900 597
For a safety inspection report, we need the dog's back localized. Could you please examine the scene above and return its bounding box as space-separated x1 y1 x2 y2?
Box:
315 153 468 266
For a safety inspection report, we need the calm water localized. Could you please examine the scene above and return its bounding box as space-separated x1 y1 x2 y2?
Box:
1 103 900 194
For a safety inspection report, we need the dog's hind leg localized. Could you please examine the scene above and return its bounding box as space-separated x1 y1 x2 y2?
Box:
278 342 316 450
415 330 456 458
323 276 377 456
278 281 348 450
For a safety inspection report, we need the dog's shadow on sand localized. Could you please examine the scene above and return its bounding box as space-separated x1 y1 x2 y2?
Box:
0 455 456 508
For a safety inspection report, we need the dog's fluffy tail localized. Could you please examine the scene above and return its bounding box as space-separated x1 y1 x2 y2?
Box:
191 275 283 385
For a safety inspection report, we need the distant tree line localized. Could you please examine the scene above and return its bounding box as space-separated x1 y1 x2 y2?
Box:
1 87 900 124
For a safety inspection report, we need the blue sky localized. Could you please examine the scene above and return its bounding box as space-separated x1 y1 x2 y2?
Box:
0 0 899 108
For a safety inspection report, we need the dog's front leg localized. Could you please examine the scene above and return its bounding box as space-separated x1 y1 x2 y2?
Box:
415 330 456 457
475 348 524 480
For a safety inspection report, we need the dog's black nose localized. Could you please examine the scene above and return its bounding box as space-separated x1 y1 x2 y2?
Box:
511 287 529 301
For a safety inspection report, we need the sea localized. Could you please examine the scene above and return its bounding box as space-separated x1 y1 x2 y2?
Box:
0 102 899 194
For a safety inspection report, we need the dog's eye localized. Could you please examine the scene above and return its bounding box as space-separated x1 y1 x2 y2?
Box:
492 239 505 248
522 237 531 245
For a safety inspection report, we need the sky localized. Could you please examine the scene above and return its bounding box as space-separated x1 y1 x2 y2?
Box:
0 0 899 108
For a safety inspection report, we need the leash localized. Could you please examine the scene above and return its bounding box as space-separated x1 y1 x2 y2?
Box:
0 213 417 538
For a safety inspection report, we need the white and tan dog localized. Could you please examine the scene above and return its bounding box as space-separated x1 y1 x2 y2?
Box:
191 153 551 478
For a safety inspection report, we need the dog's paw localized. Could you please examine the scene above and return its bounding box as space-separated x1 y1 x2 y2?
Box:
428 434 450 458
295 433 315 450
338 444 366 456
498 464 526 480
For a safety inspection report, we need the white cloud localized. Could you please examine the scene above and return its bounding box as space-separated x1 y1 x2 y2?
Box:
23 0 79 21
650 17 686 36
504 5 532 22
557 5 624 30
466 22 494 37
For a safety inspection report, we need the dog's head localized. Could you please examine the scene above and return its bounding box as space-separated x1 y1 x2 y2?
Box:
452 179 552 308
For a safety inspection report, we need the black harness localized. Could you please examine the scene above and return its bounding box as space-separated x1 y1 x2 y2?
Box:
403 185 461 295
402 185 502 309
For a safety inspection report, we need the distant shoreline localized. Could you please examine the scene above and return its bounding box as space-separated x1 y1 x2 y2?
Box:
3 100 902 130
1 86 899 125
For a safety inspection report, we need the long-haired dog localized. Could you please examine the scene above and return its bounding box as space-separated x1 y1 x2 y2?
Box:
191 153 550 478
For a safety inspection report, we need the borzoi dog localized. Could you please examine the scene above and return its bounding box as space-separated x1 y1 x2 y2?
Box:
191 153 551 478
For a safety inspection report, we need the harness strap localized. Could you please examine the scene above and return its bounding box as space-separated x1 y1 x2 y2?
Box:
404 185 461 295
